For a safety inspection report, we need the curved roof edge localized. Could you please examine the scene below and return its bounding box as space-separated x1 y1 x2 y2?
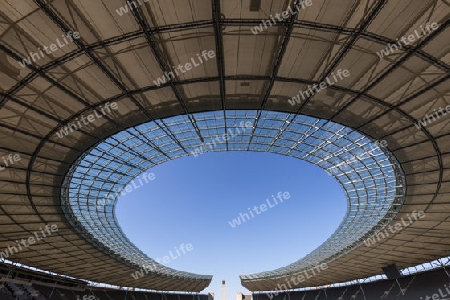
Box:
62 110 405 291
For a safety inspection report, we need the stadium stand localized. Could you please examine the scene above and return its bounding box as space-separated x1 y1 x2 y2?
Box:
2 260 450 300
0 262 211 300
253 267 450 300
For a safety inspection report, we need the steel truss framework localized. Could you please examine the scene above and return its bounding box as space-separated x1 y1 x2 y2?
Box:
0 0 448 293
62 110 405 284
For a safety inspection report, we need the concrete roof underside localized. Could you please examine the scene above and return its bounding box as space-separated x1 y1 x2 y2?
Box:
0 0 449 293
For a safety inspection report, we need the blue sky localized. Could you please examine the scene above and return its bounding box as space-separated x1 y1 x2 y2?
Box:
116 151 347 299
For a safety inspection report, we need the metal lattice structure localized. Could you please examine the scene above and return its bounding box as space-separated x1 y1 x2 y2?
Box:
62 110 405 287
0 0 449 293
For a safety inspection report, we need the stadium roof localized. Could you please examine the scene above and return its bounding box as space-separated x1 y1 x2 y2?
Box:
0 0 449 293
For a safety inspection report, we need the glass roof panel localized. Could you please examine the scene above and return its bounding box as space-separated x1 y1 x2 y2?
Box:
61 110 405 282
